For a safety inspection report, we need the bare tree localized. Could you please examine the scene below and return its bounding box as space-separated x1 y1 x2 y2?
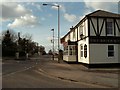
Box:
22 33 32 42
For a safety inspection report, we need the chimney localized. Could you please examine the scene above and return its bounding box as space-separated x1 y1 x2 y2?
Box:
70 26 74 30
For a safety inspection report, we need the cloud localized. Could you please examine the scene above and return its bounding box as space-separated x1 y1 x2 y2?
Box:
83 0 119 2
78 1 118 21
79 9 92 20
1 3 31 21
64 13 77 22
83 1 118 13
8 14 38 28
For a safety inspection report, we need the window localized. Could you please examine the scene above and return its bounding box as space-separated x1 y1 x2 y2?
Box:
84 44 87 58
79 25 83 39
106 22 113 35
69 46 72 55
69 45 76 55
108 45 114 57
73 31 75 40
81 45 83 57
64 46 68 55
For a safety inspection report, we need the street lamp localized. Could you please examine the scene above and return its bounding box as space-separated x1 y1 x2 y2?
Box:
16 32 20 60
51 29 54 60
43 3 60 63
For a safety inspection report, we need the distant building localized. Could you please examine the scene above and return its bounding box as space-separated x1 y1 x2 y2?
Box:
61 10 120 68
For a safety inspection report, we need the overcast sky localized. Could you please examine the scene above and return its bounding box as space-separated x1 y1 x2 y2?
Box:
0 0 119 52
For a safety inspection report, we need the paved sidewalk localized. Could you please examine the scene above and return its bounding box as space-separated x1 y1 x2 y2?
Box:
39 59 120 88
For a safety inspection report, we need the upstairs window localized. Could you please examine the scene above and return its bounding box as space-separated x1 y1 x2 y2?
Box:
106 22 113 36
73 31 75 40
79 25 83 39
108 45 114 57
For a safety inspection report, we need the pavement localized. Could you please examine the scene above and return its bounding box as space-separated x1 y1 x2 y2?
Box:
38 57 120 88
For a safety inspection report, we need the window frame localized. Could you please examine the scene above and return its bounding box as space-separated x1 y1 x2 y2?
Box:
106 21 113 36
108 45 114 57
66 45 76 56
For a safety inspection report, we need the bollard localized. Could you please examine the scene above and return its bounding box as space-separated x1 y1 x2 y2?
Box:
16 52 19 60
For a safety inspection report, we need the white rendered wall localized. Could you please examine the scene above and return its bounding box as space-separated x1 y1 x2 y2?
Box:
77 19 90 64
63 55 76 62
78 38 90 64
118 44 120 63
89 44 119 64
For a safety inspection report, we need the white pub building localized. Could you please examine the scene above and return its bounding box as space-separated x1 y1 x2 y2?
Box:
61 10 120 68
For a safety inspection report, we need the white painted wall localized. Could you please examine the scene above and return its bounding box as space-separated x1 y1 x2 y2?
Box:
116 19 120 36
118 44 120 63
99 18 106 36
89 44 119 64
77 19 90 64
75 28 77 41
63 55 76 62
78 38 90 64
90 18 97 36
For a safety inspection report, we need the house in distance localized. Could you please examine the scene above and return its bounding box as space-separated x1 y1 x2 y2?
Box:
61 10 120 68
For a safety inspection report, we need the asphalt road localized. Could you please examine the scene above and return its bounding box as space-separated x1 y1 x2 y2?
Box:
2 55 113 88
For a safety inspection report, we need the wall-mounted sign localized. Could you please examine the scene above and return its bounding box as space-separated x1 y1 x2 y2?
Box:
89 36 120 44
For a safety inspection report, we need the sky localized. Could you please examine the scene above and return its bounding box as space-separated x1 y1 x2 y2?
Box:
0 0 120 52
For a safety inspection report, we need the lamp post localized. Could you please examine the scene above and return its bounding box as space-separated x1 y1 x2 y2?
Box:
16 32 20 60
43 3 60 63
51 29 54 60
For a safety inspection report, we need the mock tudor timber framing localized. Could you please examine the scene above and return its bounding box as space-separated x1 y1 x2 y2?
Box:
87 16 120 44
88 17 120 36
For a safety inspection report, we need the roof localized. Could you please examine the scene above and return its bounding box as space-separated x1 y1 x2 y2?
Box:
61 10 120 42
87 10 120 18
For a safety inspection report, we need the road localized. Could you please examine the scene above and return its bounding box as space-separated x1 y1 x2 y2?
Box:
2 55 114 88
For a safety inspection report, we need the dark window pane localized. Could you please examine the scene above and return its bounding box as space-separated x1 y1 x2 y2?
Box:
106 22 113 35
108 52 114 57
108 45 114 57
84 44 87 58
81 51 83 57
108 45 114 50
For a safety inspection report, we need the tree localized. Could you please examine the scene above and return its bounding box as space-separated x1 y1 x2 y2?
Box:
48 49 53 55
39 45 45 55
2 30 17 56
2 29 47 57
